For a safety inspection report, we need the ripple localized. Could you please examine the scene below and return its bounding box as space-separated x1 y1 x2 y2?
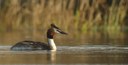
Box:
0 45 128 54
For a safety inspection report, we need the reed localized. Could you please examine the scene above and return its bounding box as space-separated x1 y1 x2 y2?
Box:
0 0 128 42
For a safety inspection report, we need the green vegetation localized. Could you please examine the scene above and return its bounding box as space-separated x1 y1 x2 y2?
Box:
0 0 128 44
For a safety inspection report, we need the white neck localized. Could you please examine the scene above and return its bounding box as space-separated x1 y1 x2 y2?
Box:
48 38 57 50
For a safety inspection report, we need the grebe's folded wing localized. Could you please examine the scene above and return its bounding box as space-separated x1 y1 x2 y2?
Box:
11 41 50 51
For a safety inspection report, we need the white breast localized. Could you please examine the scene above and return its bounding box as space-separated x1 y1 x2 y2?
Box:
48 39 57 50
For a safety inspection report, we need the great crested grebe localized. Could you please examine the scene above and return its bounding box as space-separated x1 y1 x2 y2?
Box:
11 24 67 51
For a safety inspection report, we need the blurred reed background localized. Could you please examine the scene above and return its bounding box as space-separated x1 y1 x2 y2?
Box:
0 0 128 45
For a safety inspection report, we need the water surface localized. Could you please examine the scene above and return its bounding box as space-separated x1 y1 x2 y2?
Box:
0 45 128 65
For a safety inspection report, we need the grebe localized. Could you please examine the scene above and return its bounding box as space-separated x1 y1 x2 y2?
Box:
11 24 67 51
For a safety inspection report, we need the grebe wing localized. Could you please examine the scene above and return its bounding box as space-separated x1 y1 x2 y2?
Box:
11 41 50 51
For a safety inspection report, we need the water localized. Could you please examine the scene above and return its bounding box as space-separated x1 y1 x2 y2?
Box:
0 45 128 65
0 31 128 65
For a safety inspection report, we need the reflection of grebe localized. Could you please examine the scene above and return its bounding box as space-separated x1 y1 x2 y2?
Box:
47 51 56 63
11 24 67 51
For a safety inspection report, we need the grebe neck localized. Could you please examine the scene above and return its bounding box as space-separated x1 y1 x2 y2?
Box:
48 38 57 50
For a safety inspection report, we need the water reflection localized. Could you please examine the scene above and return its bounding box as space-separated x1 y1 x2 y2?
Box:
0 51 57 64
47 51 56 64
0 31 128 64
0 31 128 46
0 46 128 64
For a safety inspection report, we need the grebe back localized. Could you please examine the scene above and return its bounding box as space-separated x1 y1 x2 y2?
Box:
11 24 67 51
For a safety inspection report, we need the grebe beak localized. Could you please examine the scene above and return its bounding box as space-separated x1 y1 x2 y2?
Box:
59 30 68 35
53 28 68 35
51 23 68 35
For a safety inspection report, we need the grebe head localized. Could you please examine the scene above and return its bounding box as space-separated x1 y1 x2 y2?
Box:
47 24 67 39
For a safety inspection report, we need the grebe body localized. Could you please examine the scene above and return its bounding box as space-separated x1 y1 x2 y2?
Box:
11 24 67 51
